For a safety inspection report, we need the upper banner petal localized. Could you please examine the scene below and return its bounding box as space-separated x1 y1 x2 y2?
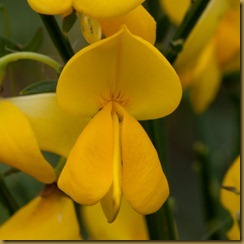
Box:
0 100 55 184
73 0 144 18
57 27 181 120
9 93 89 158
58 102 114 205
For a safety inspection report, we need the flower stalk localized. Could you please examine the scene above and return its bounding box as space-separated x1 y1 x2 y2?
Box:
164 0 211 63
0 51 62 85
39 14 74 62
142 118 178 240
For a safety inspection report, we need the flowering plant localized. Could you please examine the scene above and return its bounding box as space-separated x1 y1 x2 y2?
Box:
0 0 240 240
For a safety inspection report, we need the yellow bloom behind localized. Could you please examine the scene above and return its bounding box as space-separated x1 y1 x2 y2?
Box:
27 0 144 18
56 26 182 222
0 99 55 184
9 93 89 158
0 185 82 240
27 0 156 44
159 0 240 114
0 93 88 184
220 156 240 240
82 199 149 240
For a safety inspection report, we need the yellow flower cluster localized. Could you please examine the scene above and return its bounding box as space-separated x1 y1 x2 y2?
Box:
0 0 240 240
160 0 240 113
0 0 182 240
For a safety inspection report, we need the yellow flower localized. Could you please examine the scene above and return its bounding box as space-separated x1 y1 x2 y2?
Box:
0 93 88 183
159 0 240 113
0 184 82 240
82 199 149 240
56 26 182 222
9 93 89 159
220 156 240 240
0 98 55 184
27 0 144 18
27 0 156 44
159 0 190 25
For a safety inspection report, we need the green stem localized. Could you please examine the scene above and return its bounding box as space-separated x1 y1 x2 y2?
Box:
146 0 161 22
193 141 221 240
74 203 89 239
0 174 19 214
40 14 74 62
0 51 62 85
143 1 212 238
54 157 66 179
142 119 178 240
0 4 10 38
164 0 211 63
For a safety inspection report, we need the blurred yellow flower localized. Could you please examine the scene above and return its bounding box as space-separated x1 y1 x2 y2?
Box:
0 185 82 240
0 93 88 183
220 156 240 240
27 0 144 18
57 26 182 222
82 199 149 240
27 0 156 44
9 93 88 159
0 99 56 184
159 0 240 113
159 0 190 25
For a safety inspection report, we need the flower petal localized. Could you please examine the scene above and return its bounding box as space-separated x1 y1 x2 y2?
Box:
58 102 114 205
220 156 240 240
0 100 55 184
159 0 191 25
57 27 181 120
27 0 73 15
79 14 102 44
98 5 156 44
189 39 222 114
0 186 82 240
9 93 89 158
100 111 122 223
175 0 229 72
115 104 169 214
82 199 149 240
215 8 240 70
73 0 144 18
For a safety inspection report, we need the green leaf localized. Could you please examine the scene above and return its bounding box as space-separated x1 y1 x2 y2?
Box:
0 36 22 57
22 27 44 52
62 9 77 34
20 80 57 95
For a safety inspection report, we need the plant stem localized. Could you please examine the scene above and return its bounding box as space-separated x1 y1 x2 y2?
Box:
0 4 10 38
54 156 66 179
0 52 61 72
142 118 178 240
146 0 161 22
0 51 62 86
164 0 211 63
40 14 74 62
193 141 222 240
143 0 213 239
